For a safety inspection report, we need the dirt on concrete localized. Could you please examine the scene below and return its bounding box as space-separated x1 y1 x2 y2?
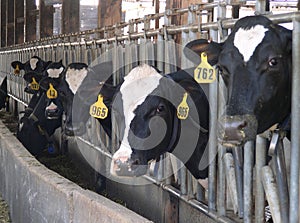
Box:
0 194 10 223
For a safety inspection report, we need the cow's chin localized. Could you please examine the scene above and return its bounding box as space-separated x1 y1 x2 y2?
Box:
64 122 86 136
218 139 247 148
110 164 148 178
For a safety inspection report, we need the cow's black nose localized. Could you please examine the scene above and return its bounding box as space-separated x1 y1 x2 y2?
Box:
218 114 258 147
223 119 247 140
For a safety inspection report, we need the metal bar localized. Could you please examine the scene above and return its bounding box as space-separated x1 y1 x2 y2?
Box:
232 147 243 218
289 15 300 223
255 136 267 223
208 76 218 211
272 138 289 223
261 166 281 223
243 141 254 223
1 12 300 55
224 153 238 214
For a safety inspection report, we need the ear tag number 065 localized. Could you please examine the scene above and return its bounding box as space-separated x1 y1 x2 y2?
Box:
194 52 216 83
177 93 189 120
46 83 57 99
89 95 108 119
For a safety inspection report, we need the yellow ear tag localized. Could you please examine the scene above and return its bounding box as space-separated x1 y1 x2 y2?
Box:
89 95 108 119
30 77 39 91
46 83 57 99
194 52 216 83
14 64 20 75
177 93 189 120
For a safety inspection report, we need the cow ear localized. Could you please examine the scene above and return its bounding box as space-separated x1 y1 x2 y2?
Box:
277 25 292 53
24 72 43 83
11 61 24 73
183 39 223 66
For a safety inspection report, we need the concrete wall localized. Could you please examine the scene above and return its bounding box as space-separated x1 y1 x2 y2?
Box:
0 120 151 223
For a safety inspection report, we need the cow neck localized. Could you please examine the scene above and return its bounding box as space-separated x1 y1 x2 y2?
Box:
163 74 209 152
166 110 180 153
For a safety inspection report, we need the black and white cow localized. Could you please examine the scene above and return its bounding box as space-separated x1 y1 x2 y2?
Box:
48 62 89 136
69 63 210 181
17 61 66 156
184 15 292 147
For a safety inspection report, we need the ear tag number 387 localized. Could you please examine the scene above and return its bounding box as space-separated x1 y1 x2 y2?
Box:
46 83 57 99
89 95 108 119
177 93 189 120
194 52 216 83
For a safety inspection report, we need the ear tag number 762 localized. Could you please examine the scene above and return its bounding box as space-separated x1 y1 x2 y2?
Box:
194 52 216 83
89 95 108 119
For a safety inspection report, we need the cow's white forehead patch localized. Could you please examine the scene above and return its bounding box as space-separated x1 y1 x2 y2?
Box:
65 67 88 94
30 58 39 70
117 64 162 158
47 67 64 78
234 25 268 62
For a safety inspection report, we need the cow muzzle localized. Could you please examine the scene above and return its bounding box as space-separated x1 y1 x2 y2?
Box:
64 122 86 136
218 114 258 147
45 102 62 119
111 155 147 177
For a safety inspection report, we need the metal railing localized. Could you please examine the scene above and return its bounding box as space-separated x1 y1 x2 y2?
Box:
0 2 299 222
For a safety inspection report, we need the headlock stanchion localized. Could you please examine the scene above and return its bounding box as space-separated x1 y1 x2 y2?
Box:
0 2 299 222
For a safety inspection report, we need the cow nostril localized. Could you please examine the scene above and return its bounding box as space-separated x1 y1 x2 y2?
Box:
114 159 122 167
238 120 247 130
132 159 140 166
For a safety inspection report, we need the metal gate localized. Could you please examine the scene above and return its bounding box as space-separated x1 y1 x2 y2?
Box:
0 2 299 222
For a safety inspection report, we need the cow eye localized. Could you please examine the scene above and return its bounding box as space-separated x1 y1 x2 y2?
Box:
156 104 165 114
268 58 278 67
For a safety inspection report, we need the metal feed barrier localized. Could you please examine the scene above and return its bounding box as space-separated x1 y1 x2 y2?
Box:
0 1 299 222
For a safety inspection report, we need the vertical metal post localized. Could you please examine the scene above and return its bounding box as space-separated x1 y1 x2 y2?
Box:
244 141 254 223
262 166 282 223
289 15 300 223
208 71 218 211
270 136 289 223
232 147 244 218
255 136 267 223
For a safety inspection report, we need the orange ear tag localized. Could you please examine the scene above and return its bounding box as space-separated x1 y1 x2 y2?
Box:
89 95 108 119
177 92 189 120
30 77 39 91
46 83 57 99
194 52 216 83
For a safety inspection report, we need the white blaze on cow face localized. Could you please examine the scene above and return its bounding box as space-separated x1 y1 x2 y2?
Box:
234 25 268 62
111 64 162 174
65 67 88 94
46 102 58 111
30 58 39 71
47 67 64 78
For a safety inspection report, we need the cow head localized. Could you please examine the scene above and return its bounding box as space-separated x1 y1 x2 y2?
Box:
39 61 65 120
23 71 44 94
53 62 89 136
69 61 115 137
11 56 51 75
109 65 209 178
184 15 292 147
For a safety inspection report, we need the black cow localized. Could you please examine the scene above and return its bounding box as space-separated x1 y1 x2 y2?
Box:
17 93 62 156
46 62 89 136
17 61 66 156
0 77 8 110
184 15 292 147
67 63 210 182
